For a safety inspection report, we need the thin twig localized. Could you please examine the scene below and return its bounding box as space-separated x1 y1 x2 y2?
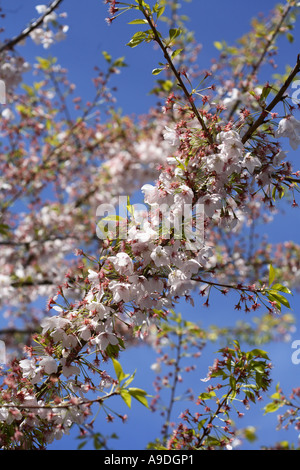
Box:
162 331 183 444
0 328 37 336
228 2 294 120
242 54 300 144
196 387 233 447
141 6 214 147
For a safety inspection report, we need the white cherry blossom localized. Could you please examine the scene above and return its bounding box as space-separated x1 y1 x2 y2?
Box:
242 152 261 174
39 356 58 375
108 252 134 275
163 126 179 146
150 245 170 267
19 358 42 384
276 116 300 150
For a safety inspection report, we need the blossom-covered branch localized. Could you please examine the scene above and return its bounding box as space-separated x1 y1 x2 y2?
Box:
0 0 64 54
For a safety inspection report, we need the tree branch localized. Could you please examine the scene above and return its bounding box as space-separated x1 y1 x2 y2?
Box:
141 6 215 147
0 0 64 54
242 53 300 144
228 2 294 120
0 328 37 336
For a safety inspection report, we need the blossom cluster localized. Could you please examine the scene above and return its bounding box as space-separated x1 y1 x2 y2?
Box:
0 0 300 450
29 4 69 49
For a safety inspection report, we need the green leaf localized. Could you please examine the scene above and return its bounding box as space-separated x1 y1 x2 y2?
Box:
152 67 164 75
113 57 127 68
0 224 10 235
255 371 263 388
155 5 165 18
127 31 147 48
77 440 87 450
123 373 135 388
135 0 151 10
279 186 285 199
128 387 149 408
244 426 257 443
169 28 181 41
210 369 228 380
198 391 216 401
120 389 132 408
260 85 271 102
271 283 292 295
229 376 236 391
213 41 223 50
102 51 112 63
254 364 265 374
267 293 281 311
268 290 291 309
126 195 135 216
264 401 283 414
118 337 126 350
205 436 221 447
197 418 208 430
112 358 126 382
269 264 275 286
248 348 269 360
226 357 232 372
245 390 256 403
171 48 183 59
36 56 57 70
128 19 148 25
93 435 104 450
270 392 281 400
156 79 173 92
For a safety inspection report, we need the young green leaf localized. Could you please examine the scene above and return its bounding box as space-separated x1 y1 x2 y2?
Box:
268 290 291 309
264 400 284 415
128 387 149 408
128 19 148 25
198 391 216 401
271 283 292 295
112 358 126 382
127 31 147 48
171 48 183 59
102 51 112 63
169 28 181 42
269 264 275 286
120 389 132 408
152 67 164 75
213 41 223 50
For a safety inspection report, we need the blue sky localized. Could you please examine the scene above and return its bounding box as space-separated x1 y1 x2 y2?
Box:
2 0 300 450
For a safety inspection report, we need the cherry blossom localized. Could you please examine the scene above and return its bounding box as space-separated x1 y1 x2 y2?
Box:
276 116 300 150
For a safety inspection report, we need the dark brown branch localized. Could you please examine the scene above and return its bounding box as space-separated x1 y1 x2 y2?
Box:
228 2 294 120
141 6 214 147
0 0 64 54
242 54 300 144
197 387 234 447
251 4 293 78
0 328 37 336
11 279 54 288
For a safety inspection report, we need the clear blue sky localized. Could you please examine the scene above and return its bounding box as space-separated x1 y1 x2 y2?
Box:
2 0 300 450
